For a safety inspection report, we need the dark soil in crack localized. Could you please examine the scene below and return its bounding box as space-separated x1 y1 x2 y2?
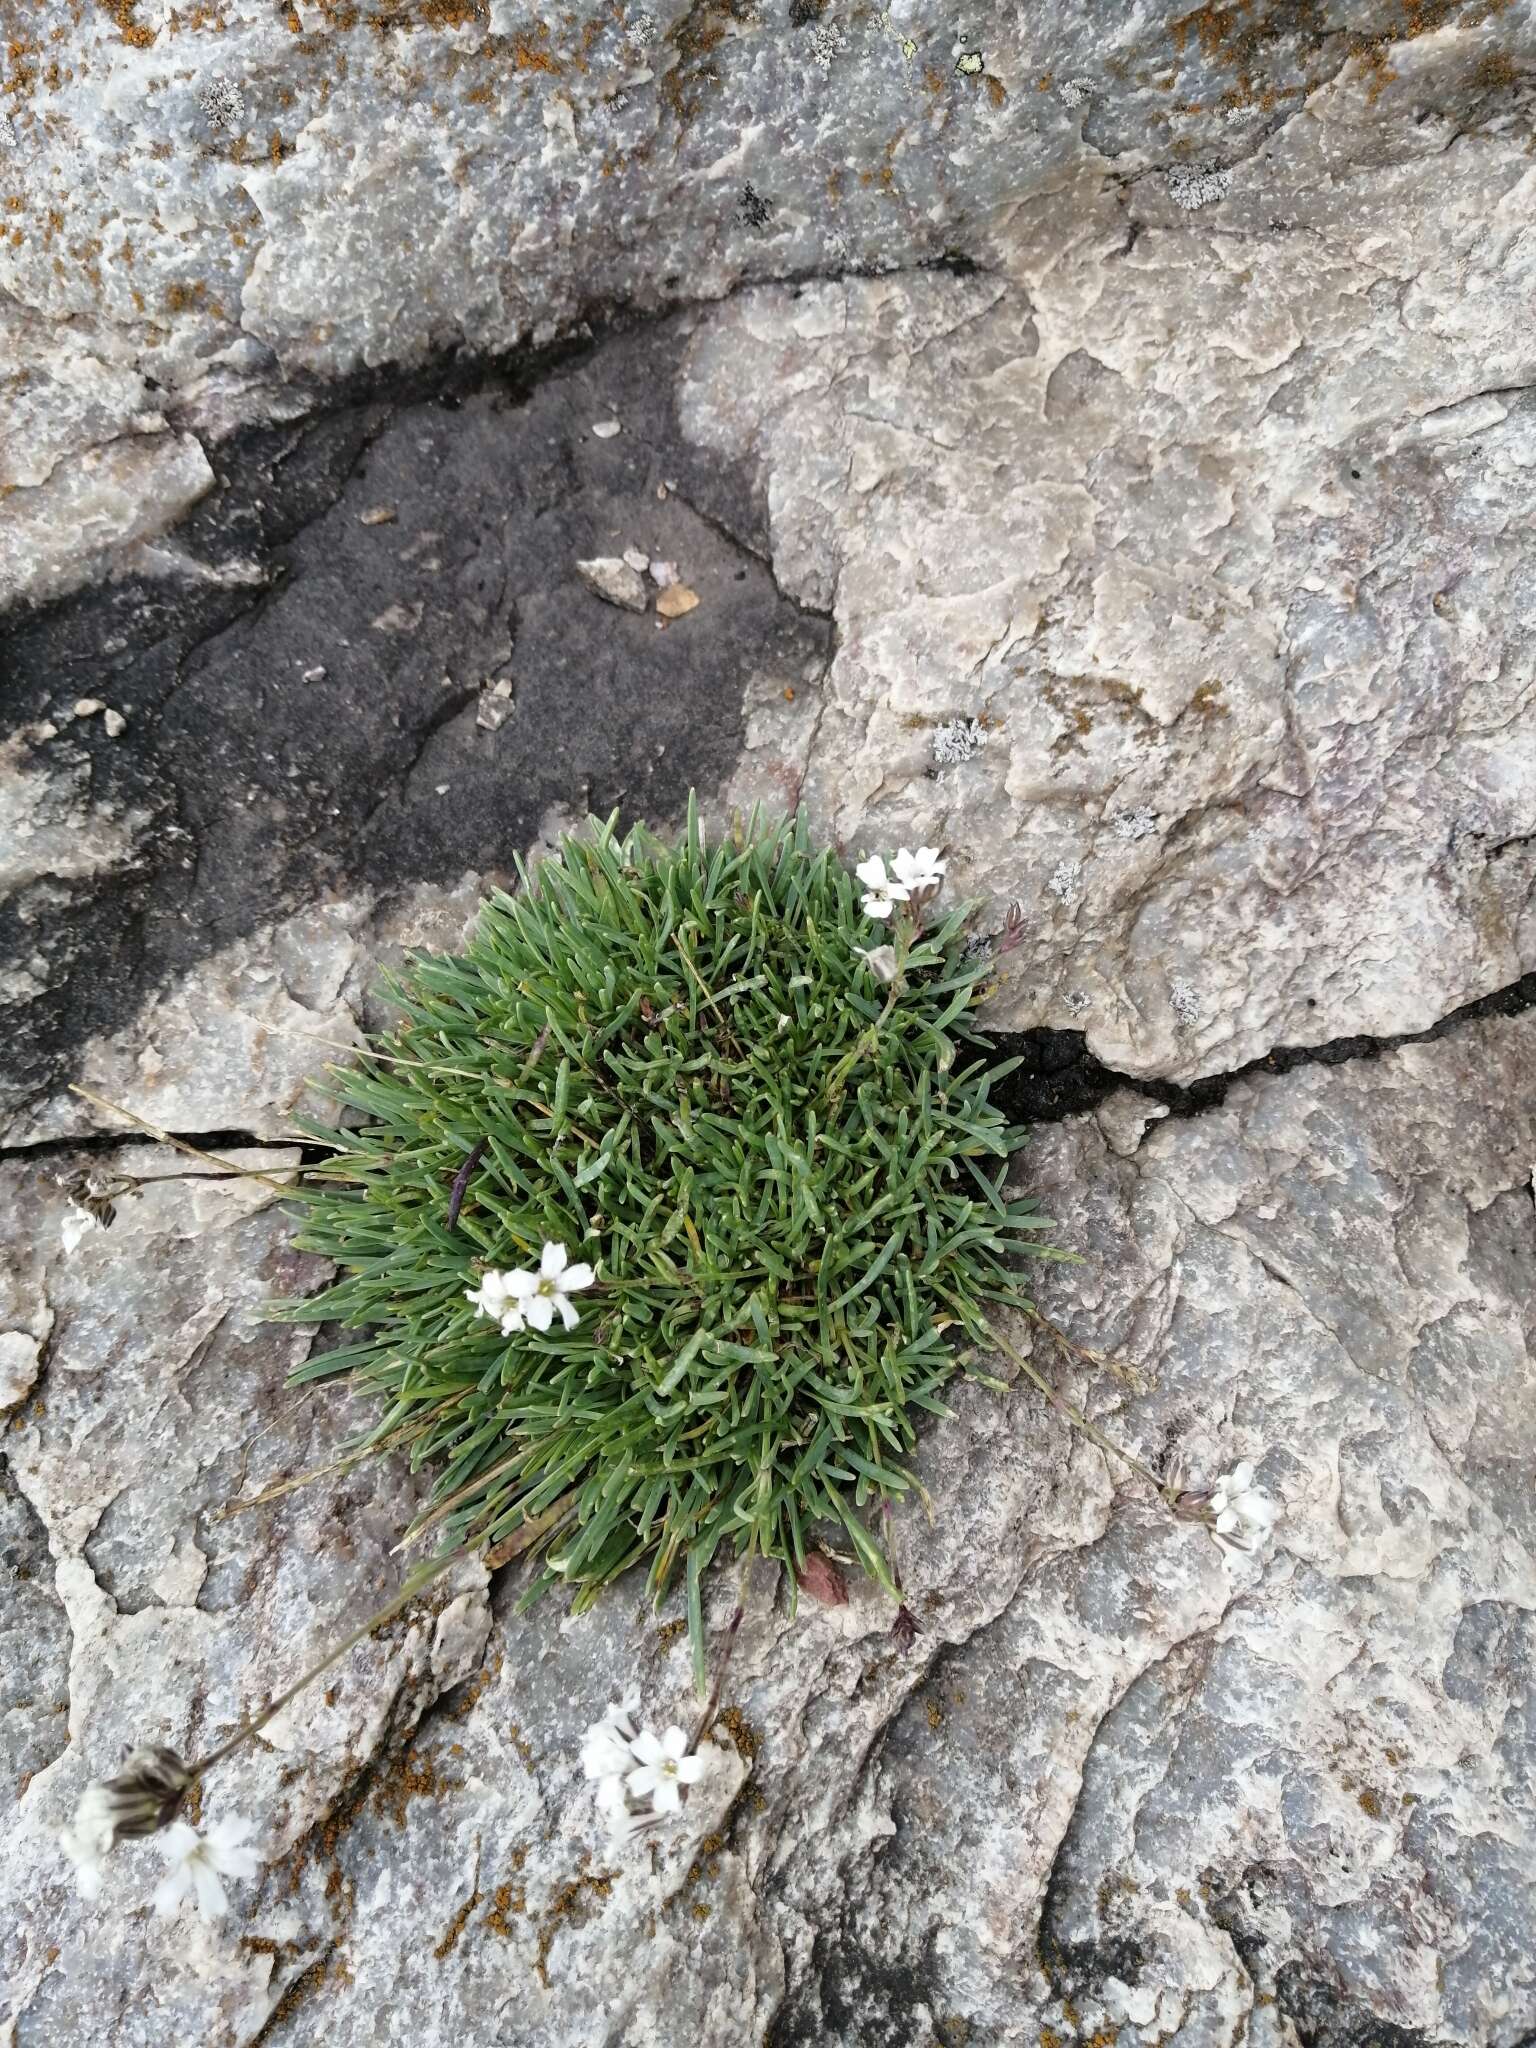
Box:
987 970 1536 1127
0 308 833 1131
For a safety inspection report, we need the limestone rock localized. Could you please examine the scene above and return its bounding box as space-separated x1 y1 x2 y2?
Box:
4 7 1535 609
0 1145 489 2042
4 1001 1529 2043
679 39 1536 1083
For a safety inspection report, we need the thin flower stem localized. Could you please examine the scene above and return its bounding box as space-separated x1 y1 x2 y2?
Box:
68 1086 301 1195
688 1560 752 1753
984 1319 1173 1504
188 1553 457 1778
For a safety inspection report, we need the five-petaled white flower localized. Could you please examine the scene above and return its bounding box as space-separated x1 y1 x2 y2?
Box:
855 854 909 920
467 1243 596 1338
626 1725 707 1816
152 1816 259 1921
521 1241 596 1332
891 846 945 897
1208 1461 1277 1561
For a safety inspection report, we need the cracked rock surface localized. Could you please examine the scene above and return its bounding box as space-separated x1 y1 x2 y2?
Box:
678 31 1536 1082
8 0 1531 607
3 1015 1531 2044
3 5 1536 2043
0 316 830 1142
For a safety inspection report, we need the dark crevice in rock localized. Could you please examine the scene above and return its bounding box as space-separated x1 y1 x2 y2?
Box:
0 305 833 1135
0 1125 336 1169
1274 1962 1455 2048
987 970 1536 1128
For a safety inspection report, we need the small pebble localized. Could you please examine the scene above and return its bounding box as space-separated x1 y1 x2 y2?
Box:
622 546 650 573
577 556 650 612
302 665 327 681
592 419 622 439
103 709 127 737
73 697 105 718
655 584 700 620
360 505 397 526
649 559 679 587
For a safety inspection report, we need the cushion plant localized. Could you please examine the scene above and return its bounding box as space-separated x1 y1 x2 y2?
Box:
277 800 1058 1685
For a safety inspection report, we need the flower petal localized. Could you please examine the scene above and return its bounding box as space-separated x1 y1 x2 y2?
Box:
674 1753 708 1785
626 1764 662 1800
862 893 894 920
523 1294 554 1333
152 1867 191 1919
651 1776 682 1815
629 1728 666 1768
562 1262 596 1292
541 1241 569 1278
556 1294 580 1331
659 1725 689 1762
1228 1460 1255 1491
190 1858 230 1919
595 1774 629 1815
854 856 889 891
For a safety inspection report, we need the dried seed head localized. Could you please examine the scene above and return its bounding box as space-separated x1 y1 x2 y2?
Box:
59 1167 122 1228
100 1746 194 1838
1171 1488 1215 1522
891 1604 919 1653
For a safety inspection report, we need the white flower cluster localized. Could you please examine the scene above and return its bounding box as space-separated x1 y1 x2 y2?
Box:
60 1751 257 1919
466 1240 595 1336
580 1694 708 1842
1208 1461 1277 1561
856 847 945 920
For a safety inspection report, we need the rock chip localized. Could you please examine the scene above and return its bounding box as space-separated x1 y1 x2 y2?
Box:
576 556 650 613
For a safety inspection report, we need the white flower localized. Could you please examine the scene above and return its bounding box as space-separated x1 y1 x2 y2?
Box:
152 1816 259 1921
854 944 899 985
61 1202 100 1254
59 1783 117 1901
604 1802 660 1844
580 1693 641 1782
1208 1461 1277 1561
855 854 909 920
515 1241 596 1332
625 1725 707 1816
465 1268 527 1335
890 846 945 897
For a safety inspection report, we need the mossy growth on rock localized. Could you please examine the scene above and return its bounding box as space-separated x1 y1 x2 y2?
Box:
280 801 1054 1681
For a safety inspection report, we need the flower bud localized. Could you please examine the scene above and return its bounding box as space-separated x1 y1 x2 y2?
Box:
855 944 899 985
98 1745 194 1838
